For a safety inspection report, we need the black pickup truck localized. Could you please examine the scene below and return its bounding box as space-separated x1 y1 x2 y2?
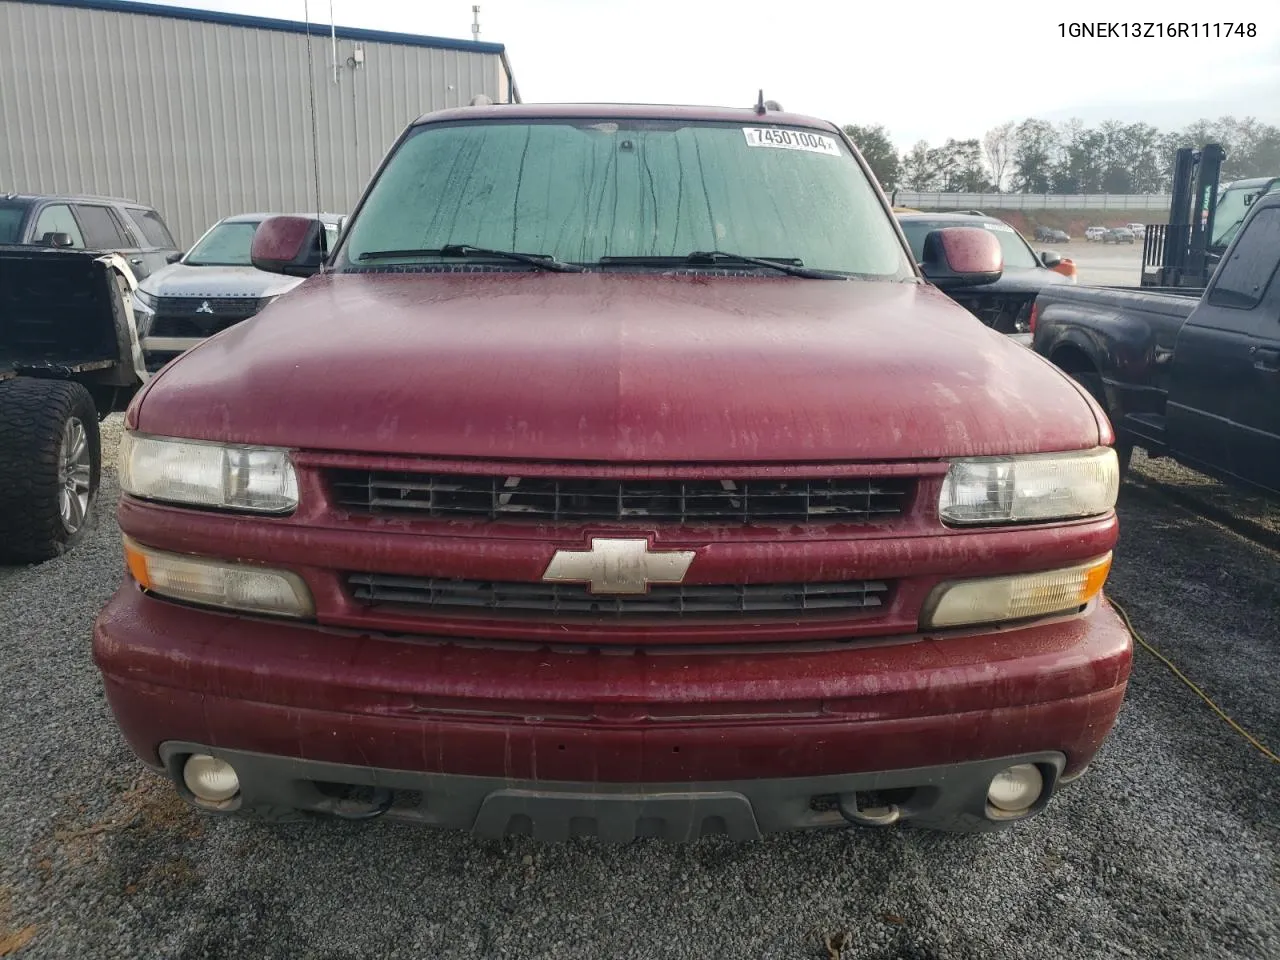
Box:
1 248 146 562
1032 193 1280 495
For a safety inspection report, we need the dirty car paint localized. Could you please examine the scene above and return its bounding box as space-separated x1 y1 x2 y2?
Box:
133 272 1102 460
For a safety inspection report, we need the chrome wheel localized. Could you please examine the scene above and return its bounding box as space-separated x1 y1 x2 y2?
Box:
59 416 92 534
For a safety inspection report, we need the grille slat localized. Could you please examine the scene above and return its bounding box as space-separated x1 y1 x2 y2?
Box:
331 472 911 524
154 295 263 315
347 573 890 618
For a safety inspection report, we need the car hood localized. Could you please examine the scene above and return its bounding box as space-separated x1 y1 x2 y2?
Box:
137 264 303 299
134 272 1102 462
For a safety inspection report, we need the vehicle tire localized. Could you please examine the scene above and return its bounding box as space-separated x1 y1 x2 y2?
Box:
0 379 102 564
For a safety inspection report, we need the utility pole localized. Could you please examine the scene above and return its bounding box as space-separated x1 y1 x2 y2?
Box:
472 5 480 41
330 0 338 84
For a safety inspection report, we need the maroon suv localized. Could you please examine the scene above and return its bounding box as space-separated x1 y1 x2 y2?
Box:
93 103 1131 841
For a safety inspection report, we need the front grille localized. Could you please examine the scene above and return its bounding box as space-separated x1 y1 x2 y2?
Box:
329 472 912 525
150 296 264 337
348 573 890 618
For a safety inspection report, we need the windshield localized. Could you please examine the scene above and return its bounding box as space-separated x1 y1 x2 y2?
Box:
1212 181 1280 249
897 219 1039 269
184 220 262 266
337 119 912 278
0 201 30 243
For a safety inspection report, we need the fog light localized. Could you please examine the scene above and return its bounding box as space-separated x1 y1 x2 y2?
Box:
987 763 1044 813
183 754 240 803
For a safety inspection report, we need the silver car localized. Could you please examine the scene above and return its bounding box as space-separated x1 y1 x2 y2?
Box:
132 212 344 372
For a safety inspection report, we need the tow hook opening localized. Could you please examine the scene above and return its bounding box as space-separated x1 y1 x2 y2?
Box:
313 781 396 820
835 788 915 827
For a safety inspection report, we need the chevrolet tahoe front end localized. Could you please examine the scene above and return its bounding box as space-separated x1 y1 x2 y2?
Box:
92 104 1131 841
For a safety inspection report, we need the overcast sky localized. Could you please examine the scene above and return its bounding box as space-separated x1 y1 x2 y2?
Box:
151 0 1280 149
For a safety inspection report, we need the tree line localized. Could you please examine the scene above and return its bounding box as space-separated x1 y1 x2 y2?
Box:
843 116 1280 194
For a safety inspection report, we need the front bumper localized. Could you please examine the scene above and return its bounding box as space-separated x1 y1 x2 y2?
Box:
94 587 1132 838
155 743 1069 840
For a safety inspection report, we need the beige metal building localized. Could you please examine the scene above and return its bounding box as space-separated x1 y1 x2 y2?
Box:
0 0 521 243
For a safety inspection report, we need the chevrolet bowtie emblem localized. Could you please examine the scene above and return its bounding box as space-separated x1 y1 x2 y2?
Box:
542 538 696 595
196 300 214 314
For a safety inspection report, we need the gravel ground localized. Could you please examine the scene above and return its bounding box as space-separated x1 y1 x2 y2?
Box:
1129 449 1280 549
1 416 1277 960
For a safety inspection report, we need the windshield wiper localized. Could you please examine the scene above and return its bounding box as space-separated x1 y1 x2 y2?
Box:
357 244 584 272
596 252 845 279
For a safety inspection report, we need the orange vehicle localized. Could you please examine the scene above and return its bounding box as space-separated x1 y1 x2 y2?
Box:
1046 256 1078 281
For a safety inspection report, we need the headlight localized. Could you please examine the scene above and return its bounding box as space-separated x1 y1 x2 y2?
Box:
119 432 298 513
133 288 157 311
124 537 313 617
922 553 1112 628
939 448 1118 525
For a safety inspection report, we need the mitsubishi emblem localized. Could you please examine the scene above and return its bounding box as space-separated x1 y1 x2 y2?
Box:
196 300 214 314
542 538 696 595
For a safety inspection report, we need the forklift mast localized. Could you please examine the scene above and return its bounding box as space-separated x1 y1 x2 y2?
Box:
1141 142 1225 289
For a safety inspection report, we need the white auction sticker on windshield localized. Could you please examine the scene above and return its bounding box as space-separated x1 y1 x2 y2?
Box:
982 221 1015 232
742 127 841 156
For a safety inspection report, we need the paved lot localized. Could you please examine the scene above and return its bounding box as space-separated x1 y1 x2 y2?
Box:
0 419 1276 960
1045 239 1143 287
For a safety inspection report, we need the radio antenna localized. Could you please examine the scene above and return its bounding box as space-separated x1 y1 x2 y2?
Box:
330 0 338 84
302 0 327 258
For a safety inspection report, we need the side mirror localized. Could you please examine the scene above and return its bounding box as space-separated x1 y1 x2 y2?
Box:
919 227 1003 289
251 215 326 277
40 232 73 248
166 251 184 264
1040 250 1063 267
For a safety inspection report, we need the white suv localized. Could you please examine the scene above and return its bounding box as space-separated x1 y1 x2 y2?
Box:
1085 226 1107 242
131 212 344 373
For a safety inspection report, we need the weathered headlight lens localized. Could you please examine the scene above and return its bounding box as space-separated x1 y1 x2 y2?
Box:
119 432 297 513
939 447 1118 525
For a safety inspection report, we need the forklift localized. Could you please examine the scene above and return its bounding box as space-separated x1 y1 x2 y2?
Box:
1141 143 1280 289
